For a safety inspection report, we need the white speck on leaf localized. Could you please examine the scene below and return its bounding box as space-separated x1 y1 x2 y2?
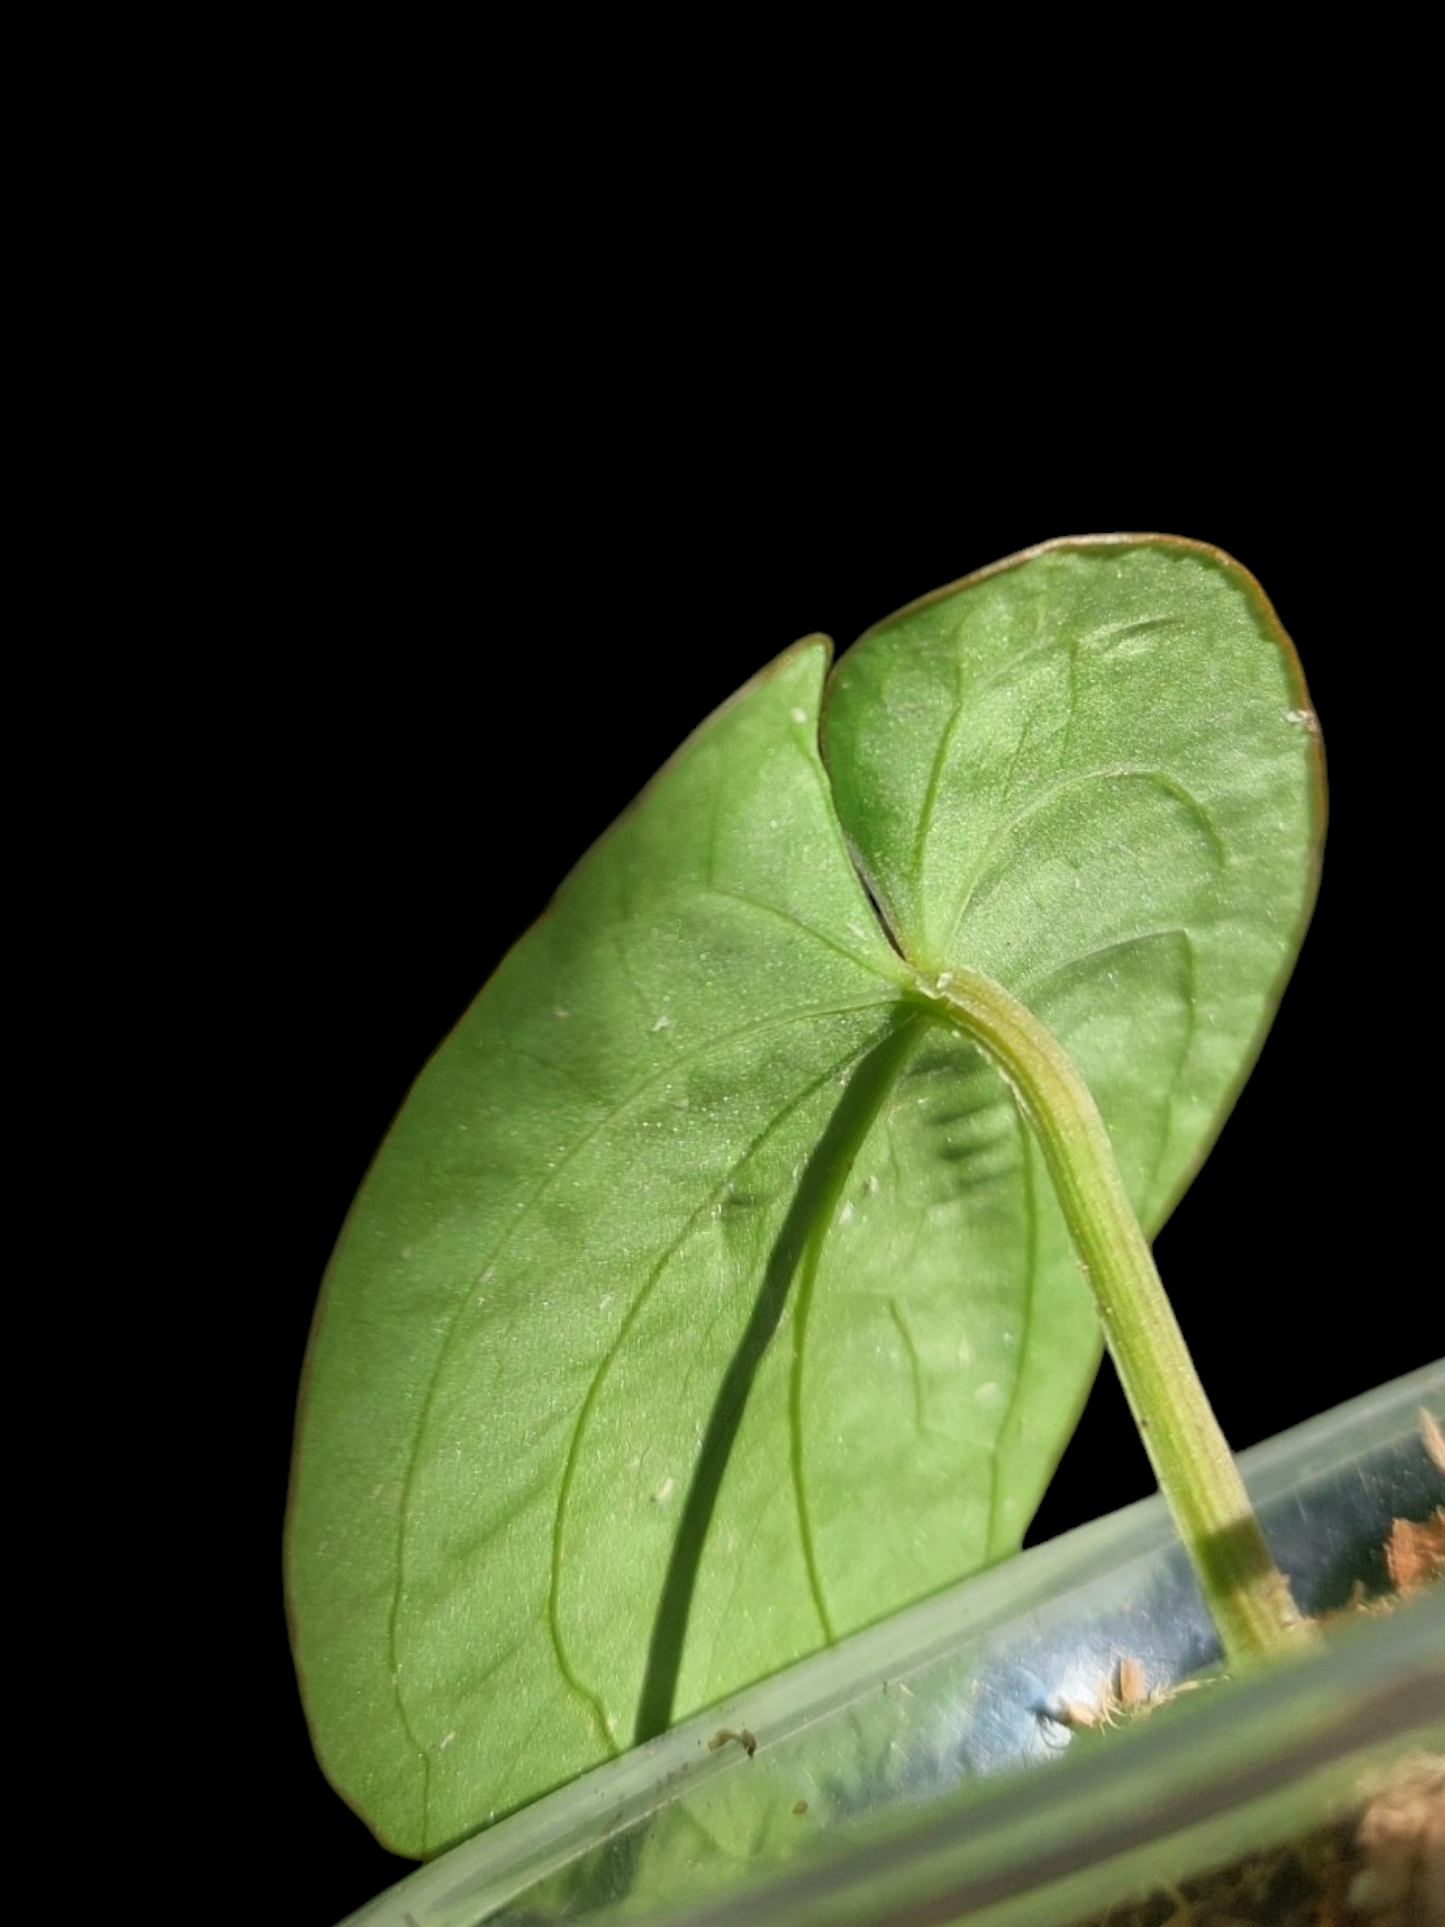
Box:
789 707 808 724
653 1477 677 1504
651 1014 671 1033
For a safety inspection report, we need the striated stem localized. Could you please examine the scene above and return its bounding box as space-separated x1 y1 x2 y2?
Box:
919 963 1310 1664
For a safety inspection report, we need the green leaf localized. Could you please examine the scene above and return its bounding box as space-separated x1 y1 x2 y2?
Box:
287 536 1321 1857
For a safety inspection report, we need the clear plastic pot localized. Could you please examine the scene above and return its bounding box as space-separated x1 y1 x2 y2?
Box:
340 1363 1445 1927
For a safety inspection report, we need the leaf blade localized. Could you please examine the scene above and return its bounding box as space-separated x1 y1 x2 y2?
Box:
288 643 916 1850
825 534 1323 1224
289 538 1324 1857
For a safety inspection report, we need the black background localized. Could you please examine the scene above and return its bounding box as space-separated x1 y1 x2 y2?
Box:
272 372 1423 1922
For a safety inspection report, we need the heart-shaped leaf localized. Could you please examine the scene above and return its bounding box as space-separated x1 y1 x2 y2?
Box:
287 536 1321 1856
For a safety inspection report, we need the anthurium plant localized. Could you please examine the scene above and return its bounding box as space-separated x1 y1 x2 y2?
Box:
287 534 1323 1862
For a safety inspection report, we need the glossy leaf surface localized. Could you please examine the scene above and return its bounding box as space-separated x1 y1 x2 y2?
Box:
287 537 1321 1855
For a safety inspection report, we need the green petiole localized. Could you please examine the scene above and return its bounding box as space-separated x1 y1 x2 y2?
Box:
918 962 1312 1666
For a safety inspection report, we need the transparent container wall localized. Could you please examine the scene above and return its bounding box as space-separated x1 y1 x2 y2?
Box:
347 1364 1445 1927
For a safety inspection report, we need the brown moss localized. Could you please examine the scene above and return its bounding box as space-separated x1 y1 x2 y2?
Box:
1065 1753 1443 1926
